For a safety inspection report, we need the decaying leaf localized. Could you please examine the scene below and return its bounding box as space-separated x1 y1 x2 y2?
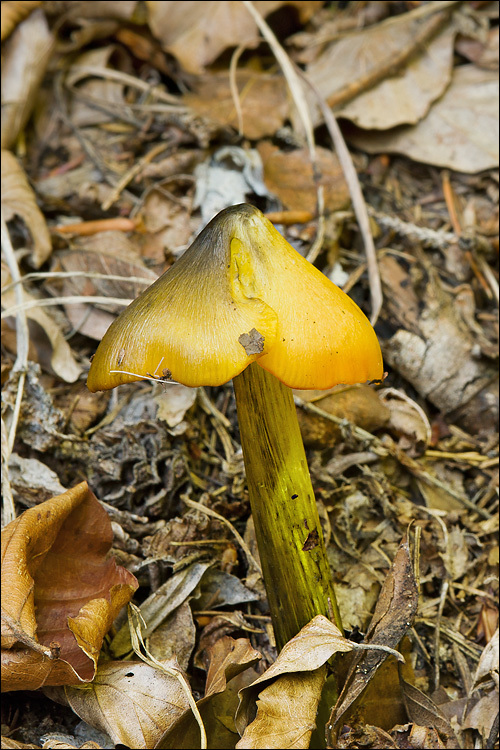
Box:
258 142 350 215
348 64 499 172
236 668 326 749
1 150 52 267
1 482 138 691
1 8 54 150
1 1 42 42
295 384 390 449
185 71 289 140
110 561 212 658
236 617 356 743
146 0 322 75
155 636 262 749
307 14 455 129
327 536 418 745
46 242 157 342
383 263 498 433
2 272 82 383
62 661 192 749
399 677 458 746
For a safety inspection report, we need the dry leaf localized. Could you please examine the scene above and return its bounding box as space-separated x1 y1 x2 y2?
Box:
348 65 499 172
46 242 157 341
0 1 42 42
147 0 322 74
1 150 52 267
296 384 390 449
258 142 350 215
307 16 455 129
327 536 418 745
378 387 431 452
1 482 138 691
236 616 355 735
383 266 499 433
399 678 458 746
185 71 289 140
155 636 262 749
472 627 499 687
236 668 326 749
111 561 212 658
2 279 82 382
1 9 54 150
62 661 191 749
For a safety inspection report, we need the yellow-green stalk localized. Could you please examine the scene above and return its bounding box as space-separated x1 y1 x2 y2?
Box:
234 364 341 650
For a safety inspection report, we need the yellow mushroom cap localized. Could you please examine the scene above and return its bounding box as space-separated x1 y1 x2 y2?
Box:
87 204 383 392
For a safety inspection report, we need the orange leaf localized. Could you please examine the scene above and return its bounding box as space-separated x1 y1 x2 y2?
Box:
1 482 138 691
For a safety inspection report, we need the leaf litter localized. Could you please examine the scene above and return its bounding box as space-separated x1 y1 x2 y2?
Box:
1 1 498 748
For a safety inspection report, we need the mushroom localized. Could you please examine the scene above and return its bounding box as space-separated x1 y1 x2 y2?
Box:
87 204 383 650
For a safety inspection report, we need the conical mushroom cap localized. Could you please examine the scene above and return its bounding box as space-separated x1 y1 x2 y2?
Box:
87 204 383 391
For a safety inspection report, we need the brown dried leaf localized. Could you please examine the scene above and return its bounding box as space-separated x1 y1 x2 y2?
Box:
383 267 498 433
307 19 455 129
1 150 52 267
155 636 261 749
2 274 82 382
1 9 54 150
185 71 289 140
63 661 191 748
236 616 354 735
1 482 138 691
147 0 322 74
236 668 326 749
379 387 431 452
472 627 499 687
348 65 499 172
0 1 42 42
47 243 157 341
296 384 390 448
258 142 350 214
399 678 458 746
327 536 418 745
0 737 41 749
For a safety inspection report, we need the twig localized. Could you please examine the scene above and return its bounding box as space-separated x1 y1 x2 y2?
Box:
181 495 262 576
326 3 458 111
229 44 246 136
434 578 449 691
368 208 457 249
2 270 154 294
127 604 207 749
299 73 383 324
1 294 133 318
1 417 16 525
241 0 315 160
101 142 170 211
1 213 29 458
305 184 325 264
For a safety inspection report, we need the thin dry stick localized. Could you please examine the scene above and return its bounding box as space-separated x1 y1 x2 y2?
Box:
102 141 170 211
2 270 153 294
229 44 246 136
326 3 458 110
300 73 383 324
181 495 262 575
241 0 315 160
1 294 133 319
127 604 207 749
1 213 29 457
241 2 327 268
434 578 449 692
1 417 16 524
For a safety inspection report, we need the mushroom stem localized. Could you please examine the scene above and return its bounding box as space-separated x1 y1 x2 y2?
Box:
233 362 342 650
